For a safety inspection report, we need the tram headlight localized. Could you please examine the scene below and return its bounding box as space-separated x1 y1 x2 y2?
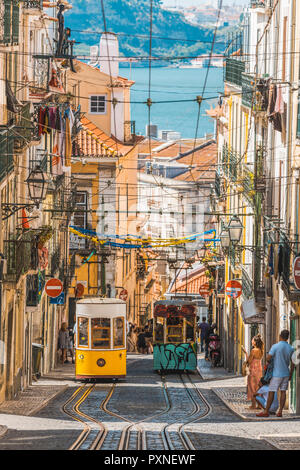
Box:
97 358 106 367
78 354 84 360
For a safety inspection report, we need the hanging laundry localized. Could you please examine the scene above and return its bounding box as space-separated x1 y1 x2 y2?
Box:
52 131 63 176
275 85 284 114
21 208 30 229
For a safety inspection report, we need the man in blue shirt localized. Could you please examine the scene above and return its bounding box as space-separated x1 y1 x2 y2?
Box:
257 330 295 418
198 317 210 353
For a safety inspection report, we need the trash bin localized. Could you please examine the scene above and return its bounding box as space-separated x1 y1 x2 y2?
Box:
32 343 44 379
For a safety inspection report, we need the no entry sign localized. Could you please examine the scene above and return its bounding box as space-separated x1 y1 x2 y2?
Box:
293 256 300 290
225 280 242 299
45 278 63 298
199 283 210 296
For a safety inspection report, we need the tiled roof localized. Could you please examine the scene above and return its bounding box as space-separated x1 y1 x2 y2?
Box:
173 141 217 181
72 116 132 158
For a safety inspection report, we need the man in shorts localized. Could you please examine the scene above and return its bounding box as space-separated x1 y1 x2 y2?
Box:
257 330 295 417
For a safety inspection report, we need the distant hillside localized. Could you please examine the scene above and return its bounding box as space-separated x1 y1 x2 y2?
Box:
67 0 229 63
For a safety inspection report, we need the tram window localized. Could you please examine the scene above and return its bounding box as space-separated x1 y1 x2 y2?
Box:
166 317 183 343
154 317 164 342
113 317 124 348
78 317 89 347
185 316 195 342
91 318 111 349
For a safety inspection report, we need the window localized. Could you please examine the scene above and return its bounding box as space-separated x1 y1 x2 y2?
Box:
166 316 183 344
154 317 164 343
91 318 110 349
90 95 106 114
113 317 124 348
78 317 89 347
185 317 195 342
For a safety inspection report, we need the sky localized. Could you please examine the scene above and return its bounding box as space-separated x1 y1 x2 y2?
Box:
162 0 248 6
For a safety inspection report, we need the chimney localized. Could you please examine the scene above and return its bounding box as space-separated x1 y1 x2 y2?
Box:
99 32 119 77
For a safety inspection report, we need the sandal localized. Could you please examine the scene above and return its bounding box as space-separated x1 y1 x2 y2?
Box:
256 411 269 417
276 411 282 417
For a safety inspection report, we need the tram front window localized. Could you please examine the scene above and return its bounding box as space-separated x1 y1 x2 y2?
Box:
154 317 164 342
166 316 183 343
78 317 89 347
113 317 124 348
91 318 111 349
185 316 195 342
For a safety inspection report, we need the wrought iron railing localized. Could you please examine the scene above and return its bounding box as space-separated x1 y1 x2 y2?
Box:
0 130 14 182
224 58 245 87
50 248 61 276
23 0 43 9
242 268 253 299
4 231 39 283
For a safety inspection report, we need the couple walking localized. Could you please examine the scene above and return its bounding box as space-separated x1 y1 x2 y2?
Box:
242 330 295 417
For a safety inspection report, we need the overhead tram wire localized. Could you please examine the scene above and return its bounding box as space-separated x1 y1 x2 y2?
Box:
99 0 119 163
189 0 223 185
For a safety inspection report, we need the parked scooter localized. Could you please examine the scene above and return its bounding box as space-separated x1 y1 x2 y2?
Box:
208 333 221 367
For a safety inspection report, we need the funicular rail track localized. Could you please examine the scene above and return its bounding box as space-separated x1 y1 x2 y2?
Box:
63 369 211 450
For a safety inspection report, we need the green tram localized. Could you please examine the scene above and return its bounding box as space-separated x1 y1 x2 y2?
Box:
153 300 197 372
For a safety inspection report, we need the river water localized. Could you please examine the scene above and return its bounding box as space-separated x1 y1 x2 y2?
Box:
121 66 224 139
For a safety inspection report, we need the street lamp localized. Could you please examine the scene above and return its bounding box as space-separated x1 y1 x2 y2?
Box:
228 215 243 245
26 166 48 206
220 228 230 252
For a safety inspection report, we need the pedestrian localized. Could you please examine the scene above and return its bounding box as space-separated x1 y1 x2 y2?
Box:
198 317 210 353
241 334 264 409
254 382 279 415
58 322 69 364
67 326 75 364
144 326 153 354
205 322 217 360
137 328 147 354
256 330 295 418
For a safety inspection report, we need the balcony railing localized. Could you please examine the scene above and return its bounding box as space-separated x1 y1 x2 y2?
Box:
23 0 43 9
0 130 14 182
4 231 39 283
224 58 245 87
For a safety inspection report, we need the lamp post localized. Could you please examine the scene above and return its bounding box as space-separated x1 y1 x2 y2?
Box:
26 166 48 207
1 166 48 220
227 215 243 245
220 228 231 253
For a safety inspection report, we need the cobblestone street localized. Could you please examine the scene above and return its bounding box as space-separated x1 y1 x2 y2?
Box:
0 355 299 451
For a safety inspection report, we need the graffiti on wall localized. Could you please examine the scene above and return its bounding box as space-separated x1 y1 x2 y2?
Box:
153 342 197 370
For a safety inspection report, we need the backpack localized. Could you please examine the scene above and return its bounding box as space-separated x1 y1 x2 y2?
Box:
260 356 274 385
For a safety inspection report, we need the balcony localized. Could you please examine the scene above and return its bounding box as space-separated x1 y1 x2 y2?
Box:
14 102 33 152
0 130 14 182
224 58 245 88
242 74 269 112
23 0 43 10
4 231 39 283
242 268 253 300
50 248 61 277
222 144 239 182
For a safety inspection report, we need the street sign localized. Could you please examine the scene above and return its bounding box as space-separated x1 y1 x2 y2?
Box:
199 283 210 296
119 289 128 301
293 255 300 290
50 292 65 305
75 283 85 298
225 280 242 299
45 278 63 298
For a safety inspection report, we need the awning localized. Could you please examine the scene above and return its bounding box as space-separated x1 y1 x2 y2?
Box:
241 299 265 324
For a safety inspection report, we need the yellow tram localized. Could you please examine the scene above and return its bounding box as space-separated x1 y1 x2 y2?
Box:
75 298 127 380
